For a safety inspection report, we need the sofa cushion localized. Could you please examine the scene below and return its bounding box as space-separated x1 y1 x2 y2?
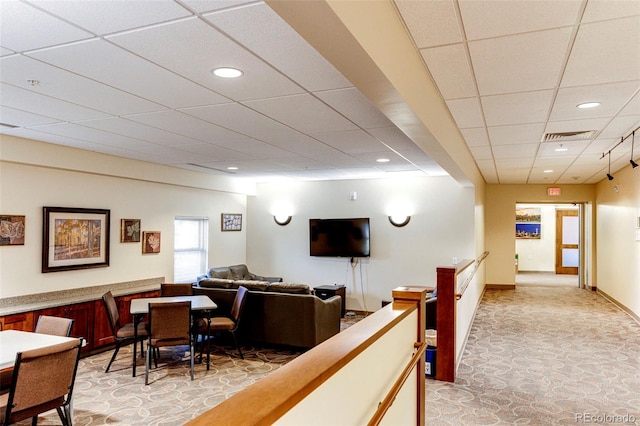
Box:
265 282 311 295
229 264 250 280
199 278 234 288
208 267 231 279
232 280 270 291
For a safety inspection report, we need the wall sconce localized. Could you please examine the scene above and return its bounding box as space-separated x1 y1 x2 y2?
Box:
273 214 292 226
388 214 411 227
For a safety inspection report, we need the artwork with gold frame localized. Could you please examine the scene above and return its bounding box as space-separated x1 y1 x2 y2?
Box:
221 213 242 231
120 219 141 243
142 231 161 253
0 215 25 246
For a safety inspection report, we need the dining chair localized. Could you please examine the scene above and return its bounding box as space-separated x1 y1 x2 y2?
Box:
196 286 248 360
145 301 194 385
101 291 149 373
160 283 194 296
0 338 82 426
34 315 74 337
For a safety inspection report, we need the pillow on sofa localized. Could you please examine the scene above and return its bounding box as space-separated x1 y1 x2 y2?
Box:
208 267 231 279
199 278 234 288
265 282 311 295
232 280 270 291
229 264 250 280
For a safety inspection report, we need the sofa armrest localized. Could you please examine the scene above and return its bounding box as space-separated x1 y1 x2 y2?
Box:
196 274 209 283
314 295 341 344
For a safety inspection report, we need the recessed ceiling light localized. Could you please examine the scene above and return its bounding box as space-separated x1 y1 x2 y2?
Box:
554 145 569 152
226 166 238 170
543 169 553 173
376 158 390 163
577 102 600 109
212 67 243 78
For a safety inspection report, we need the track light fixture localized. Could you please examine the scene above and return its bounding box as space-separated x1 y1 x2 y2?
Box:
606 152 614 181
631 131 638 169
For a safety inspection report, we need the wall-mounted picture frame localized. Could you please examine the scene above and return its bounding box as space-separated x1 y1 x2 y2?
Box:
42 207 110 273
515 207 541 239
120 218 141 243
142 231 161 253
0 215 25 246
221 213 242 231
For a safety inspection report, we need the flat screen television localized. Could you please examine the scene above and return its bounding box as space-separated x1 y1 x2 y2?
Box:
309 218 370 257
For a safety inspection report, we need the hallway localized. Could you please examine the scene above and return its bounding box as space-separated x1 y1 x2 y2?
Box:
425 286 640 425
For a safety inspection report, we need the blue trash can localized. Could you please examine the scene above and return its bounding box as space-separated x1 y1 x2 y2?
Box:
425 345 436 377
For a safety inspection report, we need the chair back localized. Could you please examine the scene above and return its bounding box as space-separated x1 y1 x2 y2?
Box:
2 338 82 424
102 291 121 334
149 301 192 347
35 315 74 337
230 286 249 324
161 283 194 297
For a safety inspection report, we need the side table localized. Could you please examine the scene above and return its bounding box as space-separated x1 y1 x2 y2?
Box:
314 285 346 318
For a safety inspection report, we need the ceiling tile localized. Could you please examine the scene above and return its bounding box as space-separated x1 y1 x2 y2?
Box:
446 97 485 128
28 39 229 108
367 127 418 151
538 139 589 156
562 16 640 87
107 17 305 102
420 43 477 100
459 0 582 39
551 81 640 121
203 3 352 92
0 106 60 127
460 127 489 147
29 0 192 35
244 93 358 133
0 55 165 115
314 88 393 129
470 145 493 160
395 0 463 48
582 0 640 24
488 123 545 145
481 90 554 126
310 130 386 154
470 28 573 95
0 83 109 122
493 143 538 159
125 110 247 143
0 1 92 52
31 122 159 151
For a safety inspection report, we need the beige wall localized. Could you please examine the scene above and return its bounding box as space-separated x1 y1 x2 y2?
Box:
0 135 250 298
485 184 596 286
595 163 640 318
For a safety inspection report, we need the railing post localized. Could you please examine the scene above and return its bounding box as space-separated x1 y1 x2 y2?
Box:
391 286 426 425
436 267 456 382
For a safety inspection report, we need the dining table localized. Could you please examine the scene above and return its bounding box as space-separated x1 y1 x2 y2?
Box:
0 329 80 372
129 294 217 377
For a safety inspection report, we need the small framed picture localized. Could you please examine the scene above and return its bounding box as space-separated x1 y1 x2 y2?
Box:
142 231 161 253
120 219 141 243
0 215 25 246
221 213 242 231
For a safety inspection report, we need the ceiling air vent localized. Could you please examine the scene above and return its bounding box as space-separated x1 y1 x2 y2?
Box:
542 130 596 142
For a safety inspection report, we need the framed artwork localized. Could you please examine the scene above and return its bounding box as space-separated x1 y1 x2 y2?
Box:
0 215 25 246
142 231 161 253
515 207 541 239
120 219 141 243
42 207 110 273
221 213 242 231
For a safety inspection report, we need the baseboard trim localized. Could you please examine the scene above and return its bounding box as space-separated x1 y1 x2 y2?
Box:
596 289 640 325
486 284 516 290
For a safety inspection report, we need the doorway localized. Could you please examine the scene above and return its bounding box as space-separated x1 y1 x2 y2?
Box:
515 203 584 288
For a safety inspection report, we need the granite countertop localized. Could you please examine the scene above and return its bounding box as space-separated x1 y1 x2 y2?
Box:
0 277 163 316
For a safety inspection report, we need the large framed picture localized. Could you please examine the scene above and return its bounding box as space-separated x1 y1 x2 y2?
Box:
515 207 541 239
221 213 242 231
42 207 110 273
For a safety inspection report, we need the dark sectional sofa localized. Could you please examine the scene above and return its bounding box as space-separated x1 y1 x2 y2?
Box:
194 265 342 349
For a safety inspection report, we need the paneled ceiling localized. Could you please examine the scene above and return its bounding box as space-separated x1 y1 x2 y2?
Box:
1 0 638 184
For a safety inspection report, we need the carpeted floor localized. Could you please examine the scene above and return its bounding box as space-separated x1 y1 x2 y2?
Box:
14 285 640 425
425 286 640 425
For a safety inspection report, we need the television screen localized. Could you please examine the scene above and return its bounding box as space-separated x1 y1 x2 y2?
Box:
309 218 370 257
